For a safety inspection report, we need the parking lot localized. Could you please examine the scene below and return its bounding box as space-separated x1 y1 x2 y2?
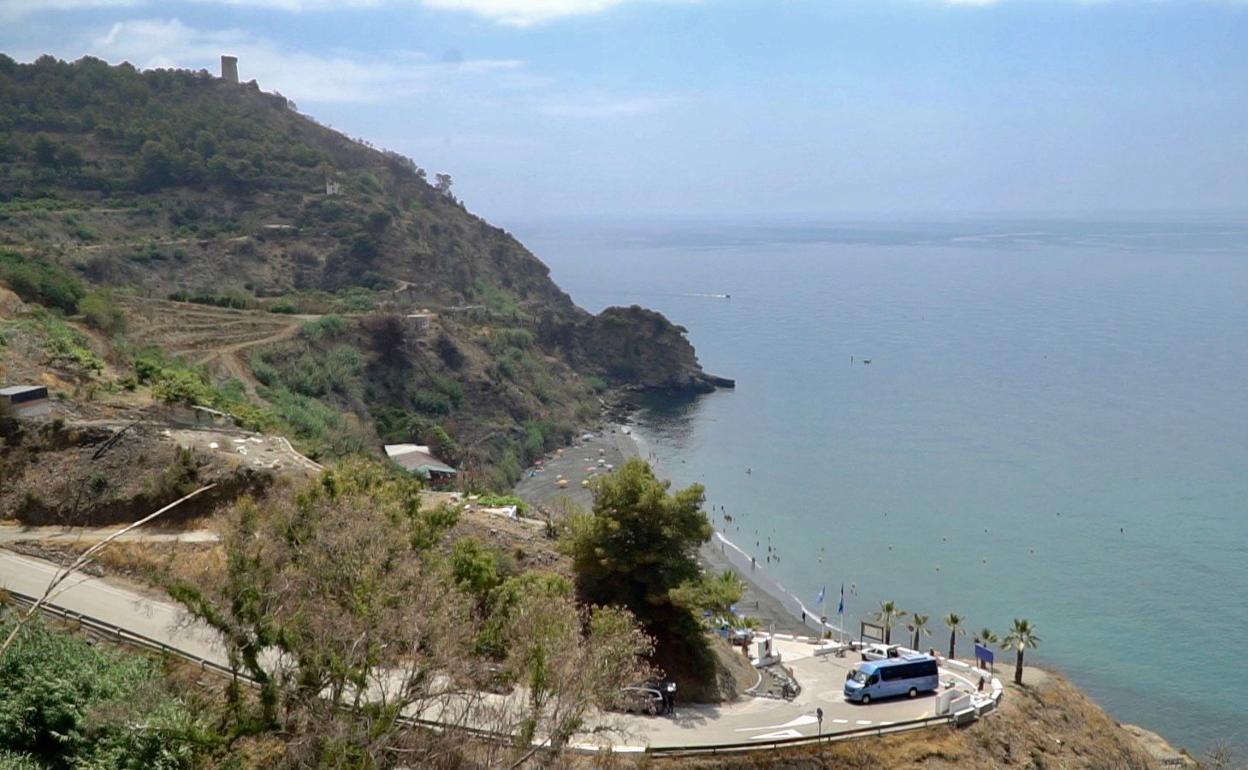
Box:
581 635 988 750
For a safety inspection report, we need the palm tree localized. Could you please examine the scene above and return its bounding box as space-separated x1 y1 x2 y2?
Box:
873 600 907 644
943 612 966 659
908 613 931 651
1002 618 1040 685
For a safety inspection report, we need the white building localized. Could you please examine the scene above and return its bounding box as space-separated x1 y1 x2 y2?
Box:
0 385 51 418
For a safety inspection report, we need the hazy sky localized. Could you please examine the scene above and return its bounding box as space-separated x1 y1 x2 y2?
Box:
3 0 1247 221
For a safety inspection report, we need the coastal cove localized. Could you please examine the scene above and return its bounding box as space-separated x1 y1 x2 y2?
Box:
512 215 1248 758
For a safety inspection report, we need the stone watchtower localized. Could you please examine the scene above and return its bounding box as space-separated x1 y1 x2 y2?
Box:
221 55 239 84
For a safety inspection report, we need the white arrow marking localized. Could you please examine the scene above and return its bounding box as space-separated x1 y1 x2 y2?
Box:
749 729 805 741
734 714 819 732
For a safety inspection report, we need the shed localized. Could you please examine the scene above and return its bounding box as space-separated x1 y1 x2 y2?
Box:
384 443 457 482
0 385 51 418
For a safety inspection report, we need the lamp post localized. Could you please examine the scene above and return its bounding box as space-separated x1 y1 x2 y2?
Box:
816 707 823 744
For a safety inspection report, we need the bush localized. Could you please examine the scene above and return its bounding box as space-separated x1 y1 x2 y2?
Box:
79 291 127 335
300 313 346 341
0 252 85 313
39 312 103 373
0 614 208 769
412 389 451 415
428 373 464 408
248 352 279 387
151 367 215 405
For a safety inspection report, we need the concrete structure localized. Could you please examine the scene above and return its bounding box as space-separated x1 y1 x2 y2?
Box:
169 404 237 429
384 443 457 482
220 55 239 84
0 385 50 418
405 311 437 335
325 178 342 196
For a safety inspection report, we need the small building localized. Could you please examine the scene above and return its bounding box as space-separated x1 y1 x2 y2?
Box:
0 385 51 418
221 55 239 84
169 404 237 429
384 443 457 483
405 311 437 335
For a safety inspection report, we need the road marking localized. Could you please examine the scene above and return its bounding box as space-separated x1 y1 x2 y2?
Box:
831 719 849 724
734 714 819 732
855 720 872 725
880 721 895 726
749 729 805 741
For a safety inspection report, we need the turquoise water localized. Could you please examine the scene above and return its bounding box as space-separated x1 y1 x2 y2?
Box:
513 216 1248 755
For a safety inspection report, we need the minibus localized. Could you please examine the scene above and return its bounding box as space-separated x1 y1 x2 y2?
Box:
843 654 939 704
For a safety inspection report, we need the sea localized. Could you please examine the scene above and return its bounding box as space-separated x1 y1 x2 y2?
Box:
510 214 1248 756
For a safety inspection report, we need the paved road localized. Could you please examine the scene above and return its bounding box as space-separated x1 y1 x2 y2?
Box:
0 549 982 750
0 526 219 544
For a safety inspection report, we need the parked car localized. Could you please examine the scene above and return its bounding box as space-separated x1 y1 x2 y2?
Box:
861 643 904 661
616 686 665 715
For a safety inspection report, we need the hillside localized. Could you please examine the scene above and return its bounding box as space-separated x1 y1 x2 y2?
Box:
0 54 729 485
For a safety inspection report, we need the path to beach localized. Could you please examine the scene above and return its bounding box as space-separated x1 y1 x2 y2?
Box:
514 424 806 635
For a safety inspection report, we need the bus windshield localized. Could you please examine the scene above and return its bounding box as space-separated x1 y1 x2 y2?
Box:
847 669 868 684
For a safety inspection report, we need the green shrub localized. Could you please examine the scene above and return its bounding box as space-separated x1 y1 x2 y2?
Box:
39 313 103 373
0 252 85 313
476 494 529 514
428 372 464 407
79 291 127 335
249 352 279 387
300 314 346 342
412 389 451 415
0 614 209 769
151 367 215 405
268 301 298 314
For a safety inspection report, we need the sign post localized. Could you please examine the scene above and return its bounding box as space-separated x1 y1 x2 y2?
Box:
974 642 995 674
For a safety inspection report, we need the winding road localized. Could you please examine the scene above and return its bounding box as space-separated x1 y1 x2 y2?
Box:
0 549 989 752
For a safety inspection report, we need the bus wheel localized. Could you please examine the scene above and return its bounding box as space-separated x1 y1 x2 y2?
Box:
908 687 918 698
861 694 871 705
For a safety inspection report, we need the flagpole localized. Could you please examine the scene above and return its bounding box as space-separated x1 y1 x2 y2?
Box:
839 583 845 646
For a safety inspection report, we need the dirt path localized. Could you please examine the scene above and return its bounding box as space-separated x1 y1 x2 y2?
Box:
193 318 306 395
115 296 318 394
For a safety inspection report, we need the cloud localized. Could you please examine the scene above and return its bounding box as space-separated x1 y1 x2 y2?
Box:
0 0 141 21
3 0 698 26
84 18 523 103
420 0 660 27
540 92 677 118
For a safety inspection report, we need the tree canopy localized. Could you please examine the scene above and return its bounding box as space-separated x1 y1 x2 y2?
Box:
562 458 721 694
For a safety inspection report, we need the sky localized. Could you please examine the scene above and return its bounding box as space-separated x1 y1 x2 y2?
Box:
2 0 1247 221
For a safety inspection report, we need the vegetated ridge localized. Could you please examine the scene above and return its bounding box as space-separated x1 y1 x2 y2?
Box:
0 53 729 488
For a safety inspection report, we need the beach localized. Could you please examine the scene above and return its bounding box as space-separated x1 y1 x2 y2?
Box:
514 422 807 636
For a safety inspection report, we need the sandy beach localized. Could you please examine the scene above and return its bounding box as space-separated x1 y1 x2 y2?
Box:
513 423 807 635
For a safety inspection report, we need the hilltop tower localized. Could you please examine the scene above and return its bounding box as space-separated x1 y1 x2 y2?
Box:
220 55 239 84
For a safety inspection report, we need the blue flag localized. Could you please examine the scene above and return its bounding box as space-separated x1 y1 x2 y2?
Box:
837 584 844 615
814 585 825 605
